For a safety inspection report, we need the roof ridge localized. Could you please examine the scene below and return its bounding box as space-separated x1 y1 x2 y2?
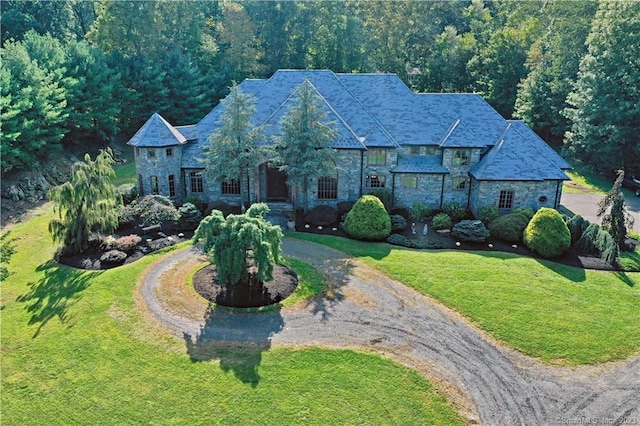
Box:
438 119 461 146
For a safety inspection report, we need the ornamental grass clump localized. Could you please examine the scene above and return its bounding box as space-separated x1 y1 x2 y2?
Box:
523 208 571 258
344 195 391 241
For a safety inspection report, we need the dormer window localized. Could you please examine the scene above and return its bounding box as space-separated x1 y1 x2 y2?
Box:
410 146 420 155
452 149 470 166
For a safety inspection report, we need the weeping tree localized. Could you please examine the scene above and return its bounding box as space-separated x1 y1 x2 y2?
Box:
273 79 337 212
193 203 283 286
49 148 121 255
202 82 265 207
597 170 635 249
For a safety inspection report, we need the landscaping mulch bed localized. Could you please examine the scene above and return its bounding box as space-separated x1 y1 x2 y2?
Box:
192 261 298 308
56 221 194 270
294 215 623 272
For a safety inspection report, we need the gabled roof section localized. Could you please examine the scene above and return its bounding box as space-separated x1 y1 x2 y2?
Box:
391 156 449 174
260 79 366 150
470 123 570 181
175 124 199 141
439 119 487 148
128 113 187 147
507 121 572 170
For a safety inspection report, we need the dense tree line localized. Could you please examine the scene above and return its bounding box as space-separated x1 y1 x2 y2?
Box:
1 0 638 174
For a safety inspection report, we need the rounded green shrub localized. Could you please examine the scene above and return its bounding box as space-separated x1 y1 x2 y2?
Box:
478 205 499 226
344 195 391 241
488 212 531 243
432 213 452 230
523 208 571 258
452 220 490 242
176 202 204 231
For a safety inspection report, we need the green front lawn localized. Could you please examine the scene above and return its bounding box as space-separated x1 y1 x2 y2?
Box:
1 205 463 425
292 234 640 365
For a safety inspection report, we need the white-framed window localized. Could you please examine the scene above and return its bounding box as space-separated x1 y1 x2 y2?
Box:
368 149 387 166
365 175 386 189
452 176 467 190
402 175 418 189
498 190 515 210
452 149 470 166
190 171 203 193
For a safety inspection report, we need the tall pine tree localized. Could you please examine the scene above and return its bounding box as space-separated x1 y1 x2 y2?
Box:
273 80 337 212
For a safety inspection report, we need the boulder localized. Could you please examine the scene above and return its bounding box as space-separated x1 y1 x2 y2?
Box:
100 250 128 265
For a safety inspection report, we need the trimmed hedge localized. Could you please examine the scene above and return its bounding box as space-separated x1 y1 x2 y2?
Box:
344 195 391 241
488 212 531 243
386 234 443 249
523 208 571 258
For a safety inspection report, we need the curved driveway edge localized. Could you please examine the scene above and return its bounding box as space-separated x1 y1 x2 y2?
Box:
139 239 640 425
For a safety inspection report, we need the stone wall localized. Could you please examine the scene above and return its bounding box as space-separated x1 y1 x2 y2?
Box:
469 178 564 217
305 149 363 209
135 145 184 204
393 174 445 209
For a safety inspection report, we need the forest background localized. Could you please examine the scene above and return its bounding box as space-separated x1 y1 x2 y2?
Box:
1 0 638 177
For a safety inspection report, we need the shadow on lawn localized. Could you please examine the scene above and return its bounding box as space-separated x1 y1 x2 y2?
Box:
183 305 284 387
16 260 100 337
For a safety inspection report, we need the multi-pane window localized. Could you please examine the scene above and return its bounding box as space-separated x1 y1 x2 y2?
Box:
368 149 387 166
317 176 338 199
148 149 156 159
498 190 515 210
190 171 204 193
452 176 467 190
168 174 176 197
402 175 418 189
410 146 420 155
425 146 437 155
166 148 173 157
365 175 386 189
222 179 241 195
150 176 159 194
452 149 470 166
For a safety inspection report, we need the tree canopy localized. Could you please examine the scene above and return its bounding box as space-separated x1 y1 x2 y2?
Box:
2 0 637 175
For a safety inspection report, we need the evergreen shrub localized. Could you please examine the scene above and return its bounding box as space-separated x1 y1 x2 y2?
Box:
390 214 408 233
432 213 452 230
408 203 431 222
176 203 204 231
441 202 468 222
344 195 391 241
523 208 571 258
478 205 499 226
367 189 394 212
386 234 443 249
452 220 490 242
488 212 531 243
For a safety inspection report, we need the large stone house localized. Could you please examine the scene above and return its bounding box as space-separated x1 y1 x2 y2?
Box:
128 70 571 217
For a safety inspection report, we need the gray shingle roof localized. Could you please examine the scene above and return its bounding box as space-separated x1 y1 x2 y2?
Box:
470 122 570 181
128 70 569 182
127 113 187 147
391 156 449 174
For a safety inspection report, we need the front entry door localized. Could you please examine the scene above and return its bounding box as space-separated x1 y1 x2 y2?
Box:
266 165 288 202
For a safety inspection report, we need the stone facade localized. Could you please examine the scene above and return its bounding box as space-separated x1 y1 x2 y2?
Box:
468 179 563 217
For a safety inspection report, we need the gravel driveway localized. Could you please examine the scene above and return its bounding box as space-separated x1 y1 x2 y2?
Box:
562 192 640 232
140 240 640 425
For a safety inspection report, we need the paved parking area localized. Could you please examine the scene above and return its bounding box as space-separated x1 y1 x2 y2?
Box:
561 192 640 232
